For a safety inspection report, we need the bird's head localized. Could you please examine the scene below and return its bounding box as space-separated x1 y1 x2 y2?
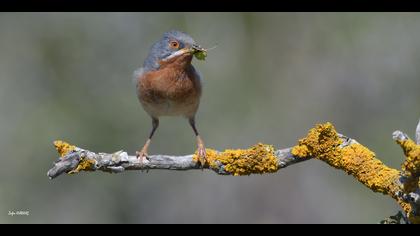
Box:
143 30 206 70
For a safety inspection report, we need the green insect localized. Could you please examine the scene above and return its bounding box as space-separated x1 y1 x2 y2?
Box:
192 45 217 61
194 50 207 61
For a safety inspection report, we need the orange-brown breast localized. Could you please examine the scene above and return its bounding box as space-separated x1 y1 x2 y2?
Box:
136 54 202 118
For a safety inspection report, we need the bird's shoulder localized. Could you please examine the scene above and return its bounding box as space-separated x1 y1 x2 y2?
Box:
132 67 145 87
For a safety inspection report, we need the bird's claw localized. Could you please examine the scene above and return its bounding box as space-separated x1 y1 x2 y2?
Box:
136 150 150 172
197 146 207 169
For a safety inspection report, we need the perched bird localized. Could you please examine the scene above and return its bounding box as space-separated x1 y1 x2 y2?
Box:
133 30 207 166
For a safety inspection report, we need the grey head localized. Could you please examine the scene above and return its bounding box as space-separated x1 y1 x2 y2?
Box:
143 30 203 71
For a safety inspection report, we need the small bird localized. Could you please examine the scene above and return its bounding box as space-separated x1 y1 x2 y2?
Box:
133 30 207 166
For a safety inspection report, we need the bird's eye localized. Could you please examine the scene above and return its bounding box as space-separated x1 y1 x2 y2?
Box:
169 41 179 49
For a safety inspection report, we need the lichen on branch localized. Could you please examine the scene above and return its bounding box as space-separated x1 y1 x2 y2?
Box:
291 122 342 163
48 120 420 223
396 138 420 178
54 140 75 157
193 143 279 176
393 132 420 224
53 140 96 174
291 123 400 195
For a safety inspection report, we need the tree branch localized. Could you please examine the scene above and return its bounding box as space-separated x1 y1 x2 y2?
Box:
47 121 420 224
47 144 309 179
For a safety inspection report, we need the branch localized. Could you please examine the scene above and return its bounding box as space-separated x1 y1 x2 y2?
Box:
47 143 308 178
47 122 420 224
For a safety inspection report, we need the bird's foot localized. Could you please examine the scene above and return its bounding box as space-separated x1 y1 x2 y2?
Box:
197 146 207 169
136 150 150 172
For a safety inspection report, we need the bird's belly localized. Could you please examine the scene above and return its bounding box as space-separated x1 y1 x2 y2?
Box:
137 66 202 118
141 95 199 118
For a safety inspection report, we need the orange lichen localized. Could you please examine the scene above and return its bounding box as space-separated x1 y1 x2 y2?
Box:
53 140 76 157
193 143 279 176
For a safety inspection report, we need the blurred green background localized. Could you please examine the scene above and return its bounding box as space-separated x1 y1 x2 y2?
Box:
0 12 419 223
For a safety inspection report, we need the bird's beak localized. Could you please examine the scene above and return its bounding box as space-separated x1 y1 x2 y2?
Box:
192 44 205 52
162 48 193 61
162 44 206 62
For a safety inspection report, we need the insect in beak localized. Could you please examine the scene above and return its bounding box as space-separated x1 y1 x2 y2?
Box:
192 44 217 61
192 44 206 52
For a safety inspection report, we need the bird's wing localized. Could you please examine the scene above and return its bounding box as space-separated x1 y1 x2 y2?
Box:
132 67 146 98
132 67 145 86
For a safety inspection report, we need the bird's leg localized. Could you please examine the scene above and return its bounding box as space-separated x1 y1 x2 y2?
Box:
136 139 151 161
189 117 207 168
137 118 159 165
196 135 206 167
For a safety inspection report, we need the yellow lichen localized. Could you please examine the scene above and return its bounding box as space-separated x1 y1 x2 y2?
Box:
68 158 96 174
395 137 420 223
397 139 420 178
195 148 220 170
54 140 76 157
292 123 401 195
291 123 420 221
340 144 400 194
193 143 279 176
53 125 420 222
291 145 310 158
53 140 95 173
291 122 343 167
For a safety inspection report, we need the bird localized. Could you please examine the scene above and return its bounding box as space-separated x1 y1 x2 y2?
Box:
133 30 208 167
